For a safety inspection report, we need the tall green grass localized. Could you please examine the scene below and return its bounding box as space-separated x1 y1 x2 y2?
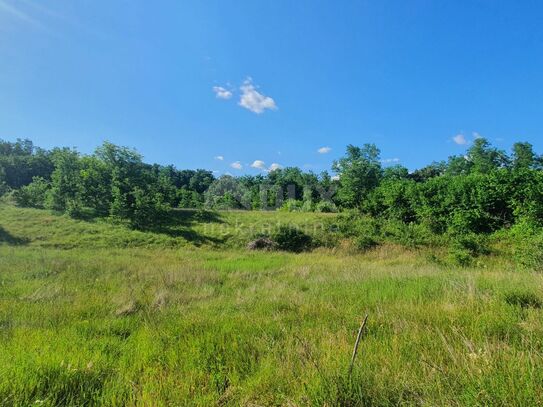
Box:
1 205 542 405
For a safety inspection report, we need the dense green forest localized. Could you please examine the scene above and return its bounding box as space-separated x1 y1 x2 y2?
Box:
1 137 543 265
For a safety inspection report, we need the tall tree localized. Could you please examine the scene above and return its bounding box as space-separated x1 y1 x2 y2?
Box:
332 144 382 208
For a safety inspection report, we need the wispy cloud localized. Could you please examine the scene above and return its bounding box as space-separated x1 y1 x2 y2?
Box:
317 146 331 154
214 155 224 161
269 163 281 171
0 0 41 27
453 134 468 145
239 78 277 114
230 161 243 170
212 86 232 100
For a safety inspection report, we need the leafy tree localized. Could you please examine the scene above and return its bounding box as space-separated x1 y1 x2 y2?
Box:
189 170 215 194
47 148 83 213
0 139 54 189
332 144 382 208
80 156 112 216
204 175 248 209
466 138 508 174
382 165 409 181
512 142 542 170
410 161 446 182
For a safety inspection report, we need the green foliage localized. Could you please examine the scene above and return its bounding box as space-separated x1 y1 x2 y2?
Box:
177 188 203 208
0 138 54 189
448 233 489 267
13 177 50 208
271 225 313 252
504 221 543 271
333 144 382 208
315 200 337 213
3 137 543 242
355 235 378 251
278 199 304 212
204 176 247 209
47 148 83 213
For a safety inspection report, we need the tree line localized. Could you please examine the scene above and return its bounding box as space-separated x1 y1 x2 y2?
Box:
1 137 542 237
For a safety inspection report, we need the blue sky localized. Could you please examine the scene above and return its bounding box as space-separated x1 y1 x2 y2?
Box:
1 1 542 175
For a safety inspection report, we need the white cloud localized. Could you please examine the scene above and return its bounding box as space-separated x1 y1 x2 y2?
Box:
453 134 468 145
230 161 243 170
239 78 277 114
381 158 400 164
472 132 483 139
331 175 340 181
212 86 232 100
318 146 332 154
214 155 224 161
250 160 266 170
269 163 281 171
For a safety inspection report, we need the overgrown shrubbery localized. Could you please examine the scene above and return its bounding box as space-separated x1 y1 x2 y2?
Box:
447 233 489 266
501 220 543 271
269 225 313 252
13 177 50 209
2 137 543 249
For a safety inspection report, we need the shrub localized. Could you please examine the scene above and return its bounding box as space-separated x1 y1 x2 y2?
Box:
301 200 314 212
381 220 434 248
506 221 543 271
271 225 313 252
247 237 276 251
315 201 338 213
278 199 304 212
448 233 489 266
355 235 378 251
12 177 50 208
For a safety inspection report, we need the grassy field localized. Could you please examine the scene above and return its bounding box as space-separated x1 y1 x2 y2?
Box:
1 204 543 406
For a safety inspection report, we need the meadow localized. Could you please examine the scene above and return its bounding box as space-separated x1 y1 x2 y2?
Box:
1 204 542 406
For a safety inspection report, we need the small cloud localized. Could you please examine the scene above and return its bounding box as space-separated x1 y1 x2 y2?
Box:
214 155 224 161
318 146 332 154
331 175 340 181
472 131 483 139
239 78 277 114
250 160 266 170
381 158 400 164
213 86 233 100
269 163 281 171
453 134 468 145
230 161 243 170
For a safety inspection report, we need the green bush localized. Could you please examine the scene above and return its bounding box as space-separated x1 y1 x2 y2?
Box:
448 233 489 266
381 220 435 248
12 177 50 208
315 201 338 213
271 225 313 252
355 235 378 251
278 199 304 212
